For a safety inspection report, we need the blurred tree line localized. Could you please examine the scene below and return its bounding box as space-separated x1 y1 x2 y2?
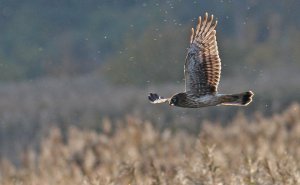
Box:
0 0 299 83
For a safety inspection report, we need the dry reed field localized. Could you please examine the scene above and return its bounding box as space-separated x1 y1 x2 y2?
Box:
1 74 299 163
1 103 300 185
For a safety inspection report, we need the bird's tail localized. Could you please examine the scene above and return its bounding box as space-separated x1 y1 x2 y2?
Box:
220 91 254 106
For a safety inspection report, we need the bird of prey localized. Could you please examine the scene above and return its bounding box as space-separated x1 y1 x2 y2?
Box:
148 13 254 108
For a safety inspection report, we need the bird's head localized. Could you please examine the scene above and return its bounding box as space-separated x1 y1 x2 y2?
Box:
169 93 186 106
169 95 179 106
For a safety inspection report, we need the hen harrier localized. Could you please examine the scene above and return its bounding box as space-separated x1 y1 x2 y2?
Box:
148 13 254 108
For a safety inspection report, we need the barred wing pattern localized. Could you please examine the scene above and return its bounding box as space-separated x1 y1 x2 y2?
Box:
185 13 221 95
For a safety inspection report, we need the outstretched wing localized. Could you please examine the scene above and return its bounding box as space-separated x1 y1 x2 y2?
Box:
148 93 169 104
184 13 221 95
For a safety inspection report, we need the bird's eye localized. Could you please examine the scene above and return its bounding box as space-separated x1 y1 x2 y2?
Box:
172 97 177 103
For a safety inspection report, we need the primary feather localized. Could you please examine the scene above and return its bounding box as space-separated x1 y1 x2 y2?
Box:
148 93 169 104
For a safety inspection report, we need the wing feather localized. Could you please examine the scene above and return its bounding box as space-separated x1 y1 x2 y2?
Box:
185 13 221 95
148 93 169 104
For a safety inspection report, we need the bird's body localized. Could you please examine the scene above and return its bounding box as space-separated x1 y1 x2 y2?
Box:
169 93 221 108
148 13 254 108
163 91 253 108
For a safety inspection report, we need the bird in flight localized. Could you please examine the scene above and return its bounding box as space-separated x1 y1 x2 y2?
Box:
148 13 254 108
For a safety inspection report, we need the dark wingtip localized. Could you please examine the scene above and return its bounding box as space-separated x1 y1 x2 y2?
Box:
148 93 154 102
148 93 160 102
242 91 254 105
148 93 153 102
